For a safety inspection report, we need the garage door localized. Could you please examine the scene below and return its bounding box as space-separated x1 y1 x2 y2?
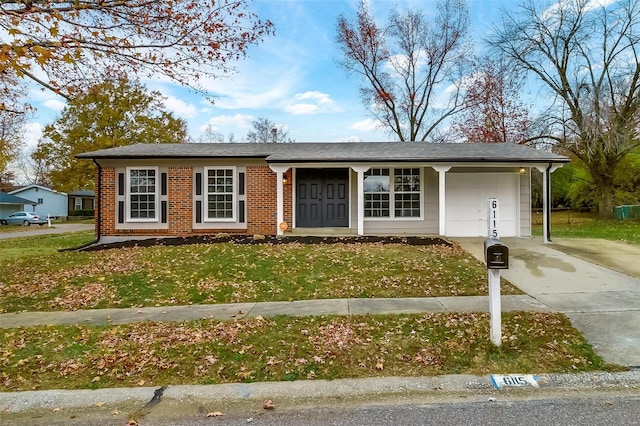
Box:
445 173 519 237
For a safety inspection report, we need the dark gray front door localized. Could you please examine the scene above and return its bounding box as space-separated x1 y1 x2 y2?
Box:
296 168 349 227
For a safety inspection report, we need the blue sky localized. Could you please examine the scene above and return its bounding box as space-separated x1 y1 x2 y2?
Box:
23 0 520 151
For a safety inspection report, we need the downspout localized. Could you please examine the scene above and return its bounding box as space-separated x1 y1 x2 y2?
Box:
545 163 552 243
58 159 102 251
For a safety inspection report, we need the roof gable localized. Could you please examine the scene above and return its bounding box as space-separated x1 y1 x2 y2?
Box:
9 185 68 196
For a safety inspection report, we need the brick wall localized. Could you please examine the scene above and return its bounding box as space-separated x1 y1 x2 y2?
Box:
246 165 276 235
97 163 290 237
99 167 116 236
167 166 192 235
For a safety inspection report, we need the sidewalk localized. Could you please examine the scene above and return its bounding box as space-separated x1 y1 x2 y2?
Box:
0 295 549 328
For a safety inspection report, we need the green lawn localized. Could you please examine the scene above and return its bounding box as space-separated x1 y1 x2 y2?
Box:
0 311 620 392
0 234 521 313
532 211 640 244
0 231 624 392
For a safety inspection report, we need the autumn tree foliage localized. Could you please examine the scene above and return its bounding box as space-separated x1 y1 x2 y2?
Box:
33 77 188 192
489 0 640 218
0 0 274 105
336 0 471 141
452 58 530 144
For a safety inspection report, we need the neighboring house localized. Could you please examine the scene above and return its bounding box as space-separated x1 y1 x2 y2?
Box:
68 190 95 214
8 185 68 218
76 142 569 242
0 192 37 217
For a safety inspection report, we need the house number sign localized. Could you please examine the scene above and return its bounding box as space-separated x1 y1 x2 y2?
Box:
488 198 499 238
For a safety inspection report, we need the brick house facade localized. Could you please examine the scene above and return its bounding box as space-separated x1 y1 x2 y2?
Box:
78 142 568 242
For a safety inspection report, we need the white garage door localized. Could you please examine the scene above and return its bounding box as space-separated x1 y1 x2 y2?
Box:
445 173 519 237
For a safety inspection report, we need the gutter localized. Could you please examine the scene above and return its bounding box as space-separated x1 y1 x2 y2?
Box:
58 159 102 252
545 162 552 243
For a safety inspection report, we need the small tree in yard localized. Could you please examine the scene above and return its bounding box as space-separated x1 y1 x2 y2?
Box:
34 77 188 193
336 0 471 141
489 0 640 218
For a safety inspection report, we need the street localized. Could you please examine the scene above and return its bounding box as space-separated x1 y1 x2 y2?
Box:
3 389 639 426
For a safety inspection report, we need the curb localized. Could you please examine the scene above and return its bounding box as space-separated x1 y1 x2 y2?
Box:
2 371 639 413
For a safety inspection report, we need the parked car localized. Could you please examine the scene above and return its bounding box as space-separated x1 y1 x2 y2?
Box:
0 211 48 226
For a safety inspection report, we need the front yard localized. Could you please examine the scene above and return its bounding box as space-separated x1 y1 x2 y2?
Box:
0 234 521 313
0 231 624 392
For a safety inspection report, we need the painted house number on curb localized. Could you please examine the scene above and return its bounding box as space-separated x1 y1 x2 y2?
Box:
491 374 541 389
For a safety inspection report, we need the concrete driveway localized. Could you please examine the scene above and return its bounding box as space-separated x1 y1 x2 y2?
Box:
0 223 94 239
454 237 640 368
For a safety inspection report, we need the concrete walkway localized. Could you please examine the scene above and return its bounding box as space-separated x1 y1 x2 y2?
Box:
0 295 548 328
454 237 640 368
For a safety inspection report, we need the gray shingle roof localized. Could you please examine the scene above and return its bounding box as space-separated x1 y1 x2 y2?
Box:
77 142 569 163
0 192 35 205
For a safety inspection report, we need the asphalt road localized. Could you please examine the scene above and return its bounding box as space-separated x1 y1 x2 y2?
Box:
187 395 640 426
4 392 639 426
0 223 93 239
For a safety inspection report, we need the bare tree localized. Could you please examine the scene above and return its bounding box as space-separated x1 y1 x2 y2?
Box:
245 117 293 143
0 70 30 178
198 125 227 143
336 0 471 141
489 0 640 218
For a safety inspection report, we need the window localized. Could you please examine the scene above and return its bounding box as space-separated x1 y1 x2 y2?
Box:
205 167 235 220
364 168 421 218
394 168 421 217
364 169 390 217
127 168 157 221
74 197 82 210
37 198 43 204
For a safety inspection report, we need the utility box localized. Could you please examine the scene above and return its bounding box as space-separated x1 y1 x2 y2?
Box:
484 238 509 269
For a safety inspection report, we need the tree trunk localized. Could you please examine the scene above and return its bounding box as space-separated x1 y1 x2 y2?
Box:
596 181 615 219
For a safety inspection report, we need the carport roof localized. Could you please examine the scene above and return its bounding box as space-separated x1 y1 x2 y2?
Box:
76 142 570 164
0 192 35 205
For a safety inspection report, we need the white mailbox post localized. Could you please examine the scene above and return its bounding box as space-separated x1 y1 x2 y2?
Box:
485 198 508 346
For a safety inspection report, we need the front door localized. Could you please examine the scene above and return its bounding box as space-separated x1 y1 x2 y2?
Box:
296 168 349 227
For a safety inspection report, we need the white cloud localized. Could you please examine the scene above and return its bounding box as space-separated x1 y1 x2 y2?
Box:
163 95 197 118
340 135 361 142
199 114 255 132
348 118 378 131
43 99 65 111
23 122 44 151
285 103 319 115
284 91 342 115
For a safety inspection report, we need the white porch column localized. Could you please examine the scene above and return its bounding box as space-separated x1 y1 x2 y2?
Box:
351 166 370 236
269 165 290 236
535 164 563 244
432 166 451 236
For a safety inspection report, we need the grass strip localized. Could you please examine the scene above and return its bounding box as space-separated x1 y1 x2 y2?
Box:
0 312 623 392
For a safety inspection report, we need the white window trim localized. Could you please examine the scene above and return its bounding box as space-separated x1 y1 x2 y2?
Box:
126 166 160 223
364 168 424 221
74 198 83 210
204 166 236 222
